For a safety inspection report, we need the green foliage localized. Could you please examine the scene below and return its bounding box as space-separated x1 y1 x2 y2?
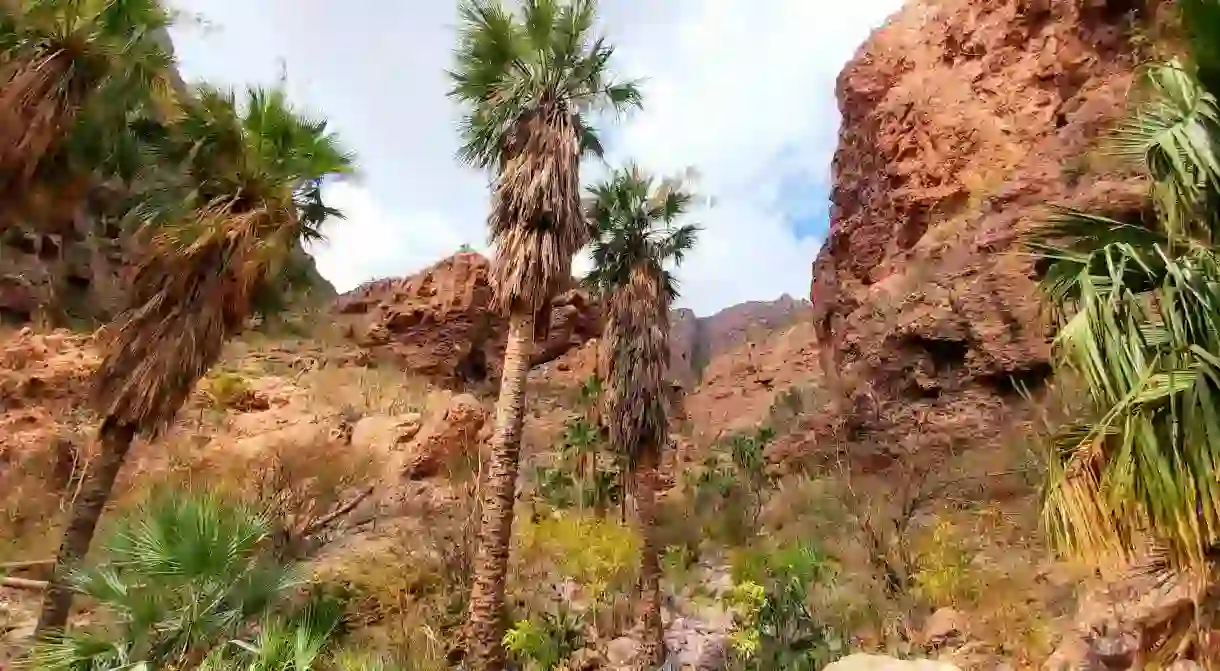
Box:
909 520 981 608
206 371 254 409
583 164 702 303
1028 55 1220 575
723 541 844 671
516 512 638 604
530 381 623 514
25 493 299 669
683 426 775 545
448 0 642 170
502 608 584 671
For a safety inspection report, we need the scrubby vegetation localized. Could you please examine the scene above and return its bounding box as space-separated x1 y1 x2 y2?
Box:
6 0 1220 670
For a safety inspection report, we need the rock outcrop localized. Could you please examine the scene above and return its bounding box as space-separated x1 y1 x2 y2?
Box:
807 0 1156 466
669 295 812 388
333 252 601 387
0 190 130 327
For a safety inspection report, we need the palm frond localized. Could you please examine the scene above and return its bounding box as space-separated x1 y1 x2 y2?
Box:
96 82 353 435
0 0 175 187
1109 60 1220 241
24 493 298 670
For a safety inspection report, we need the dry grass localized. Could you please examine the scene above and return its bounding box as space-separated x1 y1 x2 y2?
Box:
298 364 433 418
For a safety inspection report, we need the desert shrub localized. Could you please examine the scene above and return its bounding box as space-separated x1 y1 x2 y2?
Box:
503 607 585 671
0 430 88 560
205 370 254 409
165 433 378 560
680 425 776 546
319 482 478 668
724 540 845 671
516 512 638 604
909 519 980 609
301 365 429 418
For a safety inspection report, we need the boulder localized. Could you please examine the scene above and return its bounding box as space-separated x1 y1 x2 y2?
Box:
923 607 966 649
605 637 640 666
351 413 424 454
401 393 488 479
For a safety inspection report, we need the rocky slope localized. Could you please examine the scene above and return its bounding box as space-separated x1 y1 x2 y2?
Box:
806 0 1156 467
669 295 812 387
333 252 600 387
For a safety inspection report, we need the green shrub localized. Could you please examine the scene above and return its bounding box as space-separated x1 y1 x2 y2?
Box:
724 540 845 671
503 608 585 671
205 371 254 409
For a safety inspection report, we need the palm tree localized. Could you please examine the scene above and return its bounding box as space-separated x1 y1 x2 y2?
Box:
34 84 354 637
585 165 699 667
1029 16 1220 657
26 492 364 671
447 1 640 667
27 493 298 669
0 0 176 194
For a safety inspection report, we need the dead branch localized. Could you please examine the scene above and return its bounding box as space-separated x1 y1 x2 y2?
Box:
303 485 375 537
1 577 47 591
0 559 55 571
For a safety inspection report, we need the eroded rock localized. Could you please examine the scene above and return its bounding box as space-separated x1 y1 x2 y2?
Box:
333 252 601 386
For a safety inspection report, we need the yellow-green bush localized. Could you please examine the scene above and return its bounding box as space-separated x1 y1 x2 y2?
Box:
909 519 980 609
515 511 639 603
205 371 254 409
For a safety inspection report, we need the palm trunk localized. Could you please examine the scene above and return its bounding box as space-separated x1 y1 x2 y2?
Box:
466 311 533 671
34 419 137 638
635 449 665 669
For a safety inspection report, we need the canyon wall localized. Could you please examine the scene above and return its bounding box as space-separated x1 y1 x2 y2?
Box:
669 295 812 387
807 0 1157 465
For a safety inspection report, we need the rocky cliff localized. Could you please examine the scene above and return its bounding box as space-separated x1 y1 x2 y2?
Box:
333 252 601 386
807 0 1157 465
669 295 812 387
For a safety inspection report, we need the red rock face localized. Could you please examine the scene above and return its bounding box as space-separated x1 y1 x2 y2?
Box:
668 295 813 388
333 252 601 386
807 0 1157 464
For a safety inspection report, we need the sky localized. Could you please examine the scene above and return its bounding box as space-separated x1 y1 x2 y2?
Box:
166 0 903 316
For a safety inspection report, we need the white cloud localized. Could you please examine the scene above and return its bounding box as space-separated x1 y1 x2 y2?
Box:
167 0 901 313
307 182 488 292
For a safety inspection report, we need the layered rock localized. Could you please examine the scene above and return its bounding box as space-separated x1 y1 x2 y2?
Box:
807 0 1156 466
333 252 601 386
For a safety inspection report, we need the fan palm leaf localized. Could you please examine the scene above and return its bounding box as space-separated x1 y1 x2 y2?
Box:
0 0 176 190
449 0 641 313
25 493 298 671
1030 28 1220 660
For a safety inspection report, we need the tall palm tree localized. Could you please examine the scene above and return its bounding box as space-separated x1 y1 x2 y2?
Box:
0 0 176 194
447 1 640 667
585 165 699 667
1030 14 1220 657
34 84 354 637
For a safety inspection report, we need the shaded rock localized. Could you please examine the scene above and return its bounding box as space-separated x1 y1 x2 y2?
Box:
668 295 812 387
823 654 961 671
